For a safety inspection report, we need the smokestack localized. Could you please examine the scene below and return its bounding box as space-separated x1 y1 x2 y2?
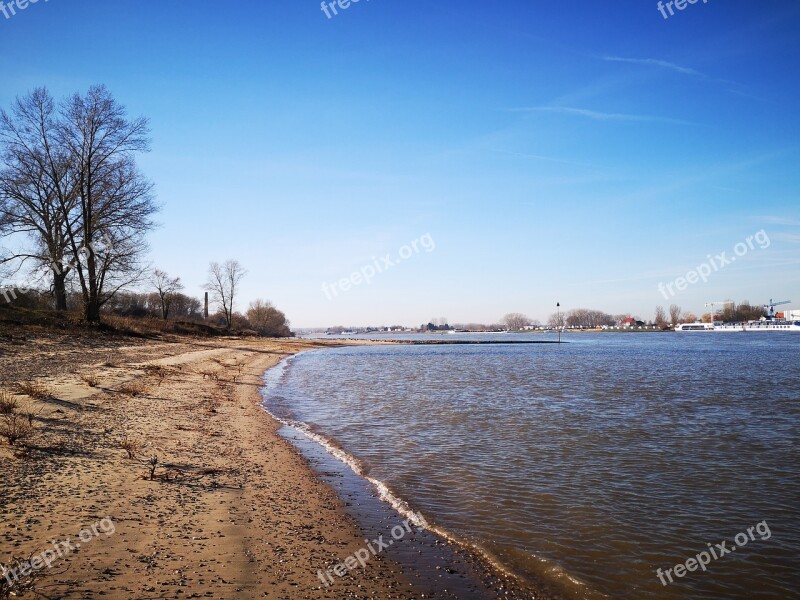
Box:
204 292 209 319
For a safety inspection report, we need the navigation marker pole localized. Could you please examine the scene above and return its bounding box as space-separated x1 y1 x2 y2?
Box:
557 302 561 344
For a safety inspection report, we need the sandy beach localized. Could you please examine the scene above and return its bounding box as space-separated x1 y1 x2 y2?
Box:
0 329 544 599
0 330 424 598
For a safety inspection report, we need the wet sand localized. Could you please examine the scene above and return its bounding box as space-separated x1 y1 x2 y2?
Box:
0 332 549 599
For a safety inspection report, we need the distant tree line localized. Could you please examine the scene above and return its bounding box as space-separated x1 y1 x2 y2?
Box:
715 301 765 322
103 290 202 320
655 301 766 326
563 309 616 329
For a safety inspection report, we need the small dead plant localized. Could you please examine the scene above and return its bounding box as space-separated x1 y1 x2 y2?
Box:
204 396 221 414
80 372 100 387
0 391 18 415
118 434 141 459
119 380 147 397
199 369 219 381
0 554 40 598
0 412 35 447
15 380 52 401
147 456 159 480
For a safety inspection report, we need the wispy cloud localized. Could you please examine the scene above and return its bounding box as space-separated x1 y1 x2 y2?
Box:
601 55 705 77
600 55 743 88
726 87 777 104
490 149 610 170
511 106 691 125
755 215 800 227
773 233 800 244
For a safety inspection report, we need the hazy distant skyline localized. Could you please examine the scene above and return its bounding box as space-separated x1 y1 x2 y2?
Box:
2 1 799 327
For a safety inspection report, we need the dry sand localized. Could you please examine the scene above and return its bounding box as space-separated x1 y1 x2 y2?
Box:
1 332 545 599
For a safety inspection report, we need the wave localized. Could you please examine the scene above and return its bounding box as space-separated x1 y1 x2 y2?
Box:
259 353 600 599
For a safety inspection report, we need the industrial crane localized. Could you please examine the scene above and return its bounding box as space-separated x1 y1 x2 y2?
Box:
763 299 791 319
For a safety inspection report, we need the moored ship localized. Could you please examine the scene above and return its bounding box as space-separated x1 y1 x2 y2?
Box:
675 299 800 332
712 319 800 332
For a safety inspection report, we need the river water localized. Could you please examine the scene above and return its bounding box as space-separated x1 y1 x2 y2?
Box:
261 333 799 599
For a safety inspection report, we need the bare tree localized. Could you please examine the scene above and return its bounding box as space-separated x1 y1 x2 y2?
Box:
669 304 682 325
655 306 668 328
151 269 183 320
547 312 565 330
55 85 156 322
171 293 202 319
503 313 531 331
0 88 76 310
565 308 615 329
205 260 246 329
719 300 766 322
246 299 291 337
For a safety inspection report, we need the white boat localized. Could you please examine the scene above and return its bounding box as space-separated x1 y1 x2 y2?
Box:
675 322 715 332
675 320 800 332
712 320 800 332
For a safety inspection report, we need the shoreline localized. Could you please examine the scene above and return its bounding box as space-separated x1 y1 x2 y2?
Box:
261 353 556 599
0 333 553 598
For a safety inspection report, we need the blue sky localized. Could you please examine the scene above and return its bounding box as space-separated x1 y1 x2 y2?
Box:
1 0 799 327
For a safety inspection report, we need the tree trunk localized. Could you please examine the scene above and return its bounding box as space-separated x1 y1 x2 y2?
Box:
85 296 101 323
53 271 68 311
84 237 102 323
84 258 101 322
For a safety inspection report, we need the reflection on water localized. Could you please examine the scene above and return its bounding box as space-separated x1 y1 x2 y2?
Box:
263 333 800 599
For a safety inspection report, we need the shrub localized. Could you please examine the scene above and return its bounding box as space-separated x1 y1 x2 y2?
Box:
119 380 147 397
80 372 100 387
147 456 158 480
0 413 35 446
118 434 140 459
0 391 18 415
143 365 169 386
15 380 52 400
0 555 39 597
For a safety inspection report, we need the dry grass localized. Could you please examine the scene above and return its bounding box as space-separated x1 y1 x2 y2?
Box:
0 554 40 598
0 412 35 447
15 380 52 400
102 314 226 338
198 369 219 381
143 364 170 386
0 390 18 415
117 434 141 459
80 372 100 387
203 395 221 414
118 380 147 397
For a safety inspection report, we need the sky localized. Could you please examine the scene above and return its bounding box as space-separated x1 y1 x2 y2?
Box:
1 0 799 328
